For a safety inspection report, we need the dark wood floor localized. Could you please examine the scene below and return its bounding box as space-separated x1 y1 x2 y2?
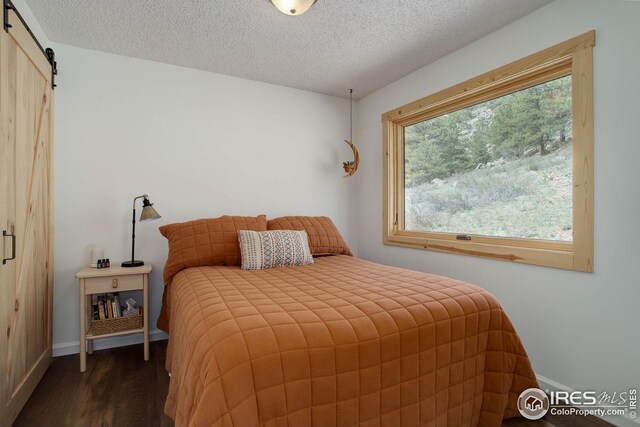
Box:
15 341 173 427
502 413 613 426
15 340 612 427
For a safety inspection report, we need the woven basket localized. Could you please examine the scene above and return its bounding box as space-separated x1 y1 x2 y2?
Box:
88 308 143 336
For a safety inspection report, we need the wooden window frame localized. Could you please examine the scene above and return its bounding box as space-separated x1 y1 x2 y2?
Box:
382 31 595 272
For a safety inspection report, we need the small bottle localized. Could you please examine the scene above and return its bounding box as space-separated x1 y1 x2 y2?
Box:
97 259 102 269
106 258 110 268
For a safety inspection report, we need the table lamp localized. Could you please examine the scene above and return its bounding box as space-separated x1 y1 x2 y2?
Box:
122 194 161 267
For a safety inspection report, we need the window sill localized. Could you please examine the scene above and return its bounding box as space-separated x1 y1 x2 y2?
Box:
383 232 591 272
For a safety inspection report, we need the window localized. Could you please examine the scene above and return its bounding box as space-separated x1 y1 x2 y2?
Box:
382 31 594 271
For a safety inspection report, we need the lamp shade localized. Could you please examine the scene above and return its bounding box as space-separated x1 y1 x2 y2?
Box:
140 198 161 222
271 0 317 16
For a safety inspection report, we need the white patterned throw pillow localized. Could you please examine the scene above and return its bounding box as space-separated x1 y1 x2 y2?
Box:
238 230 314 270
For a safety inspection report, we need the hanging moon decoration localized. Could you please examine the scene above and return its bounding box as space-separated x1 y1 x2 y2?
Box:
342 89 358 178
343 139 359 178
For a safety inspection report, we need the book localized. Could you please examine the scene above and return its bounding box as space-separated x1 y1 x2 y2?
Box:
106 296 113 319
92 295 99 320
98 295 105 320
113 294 120 317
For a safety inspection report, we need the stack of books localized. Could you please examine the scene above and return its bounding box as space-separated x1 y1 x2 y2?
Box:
92 293 124 321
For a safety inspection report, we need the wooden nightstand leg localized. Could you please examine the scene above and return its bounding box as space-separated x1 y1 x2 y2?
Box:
143 273 149 361
79 279 87 372
86 294 93 354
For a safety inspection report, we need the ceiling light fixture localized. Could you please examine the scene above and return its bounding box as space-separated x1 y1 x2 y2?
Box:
271 0 318 16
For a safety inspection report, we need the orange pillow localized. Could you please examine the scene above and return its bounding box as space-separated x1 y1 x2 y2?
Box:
267 216 352 256
159 215 267 283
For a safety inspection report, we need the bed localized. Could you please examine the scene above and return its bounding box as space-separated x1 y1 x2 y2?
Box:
159 253 537 426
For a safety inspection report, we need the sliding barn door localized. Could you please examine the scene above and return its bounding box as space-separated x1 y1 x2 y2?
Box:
0 6 54 425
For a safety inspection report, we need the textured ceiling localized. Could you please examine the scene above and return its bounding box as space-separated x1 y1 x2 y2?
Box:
25 0 551 99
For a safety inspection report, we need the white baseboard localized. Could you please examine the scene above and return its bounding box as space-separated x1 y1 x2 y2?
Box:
52 329 168 357
537 374 639 427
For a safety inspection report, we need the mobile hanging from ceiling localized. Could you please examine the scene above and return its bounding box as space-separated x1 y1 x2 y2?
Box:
3 0 57 89
342 89 359 178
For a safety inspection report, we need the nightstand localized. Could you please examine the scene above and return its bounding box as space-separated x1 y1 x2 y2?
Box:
75 264 152 372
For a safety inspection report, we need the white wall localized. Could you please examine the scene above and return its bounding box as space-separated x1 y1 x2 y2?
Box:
51 43 357 354
355 1 640 425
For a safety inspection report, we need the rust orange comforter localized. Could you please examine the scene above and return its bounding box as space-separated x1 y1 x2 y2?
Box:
162 256 537 427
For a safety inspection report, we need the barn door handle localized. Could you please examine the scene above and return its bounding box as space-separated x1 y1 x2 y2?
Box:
3 230 16 264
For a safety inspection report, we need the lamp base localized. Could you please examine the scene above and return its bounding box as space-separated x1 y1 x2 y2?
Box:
121 260 145 268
